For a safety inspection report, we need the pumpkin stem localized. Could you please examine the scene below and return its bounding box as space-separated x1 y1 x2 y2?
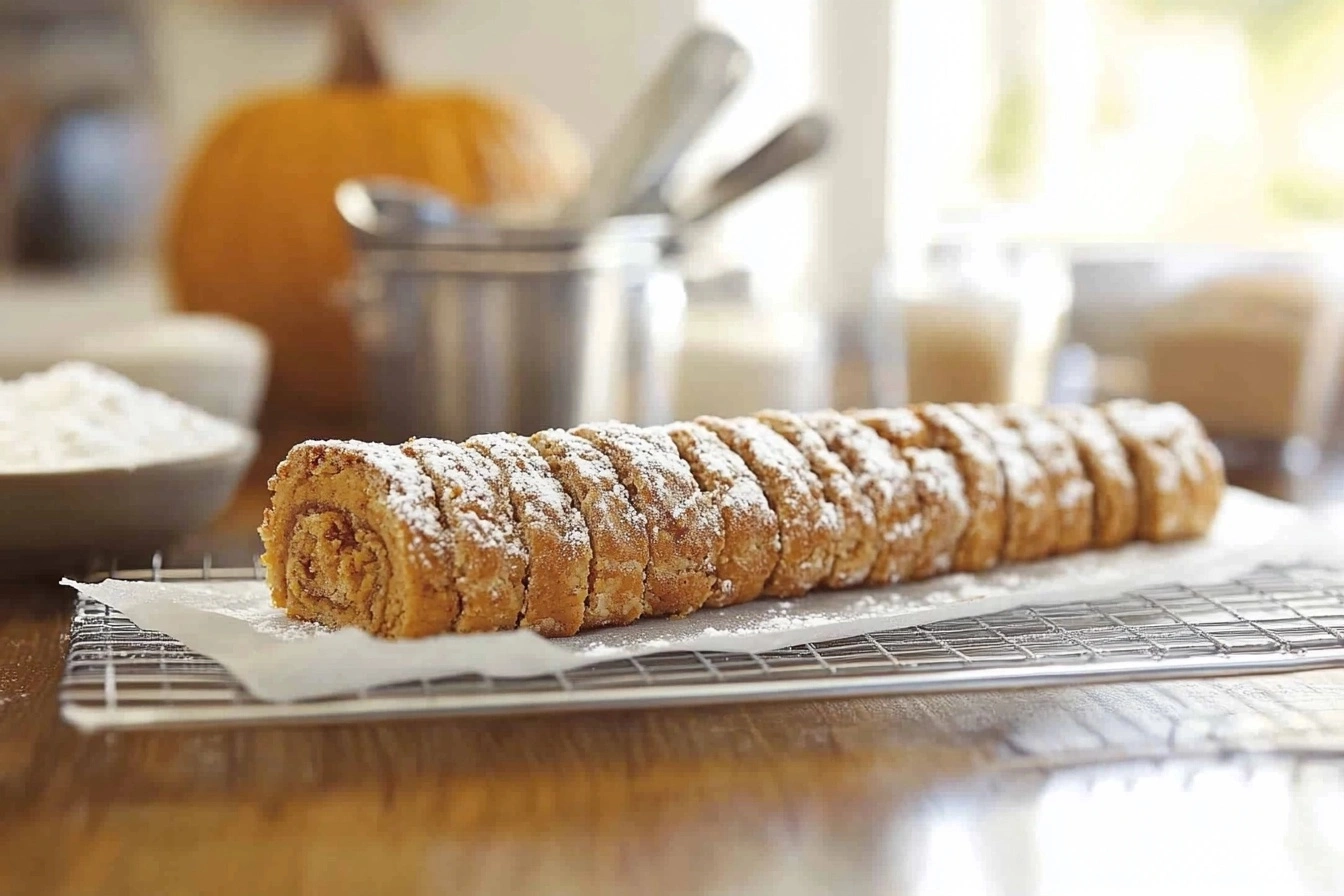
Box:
328 1 386 88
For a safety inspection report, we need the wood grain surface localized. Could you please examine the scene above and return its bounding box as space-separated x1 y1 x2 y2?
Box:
2 479 1344 894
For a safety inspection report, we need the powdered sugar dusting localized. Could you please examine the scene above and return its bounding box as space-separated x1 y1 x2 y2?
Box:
0 361 250 473
697 415 837 594
466 433 590 635
294 439 447 555
952 403 1054 560
1047 405 1134 488
758 409 877 587
404 438 527 630
662 420 778 604
573 421 720 615
531 428 647 626
1002 405 1094 514
805 411 922 579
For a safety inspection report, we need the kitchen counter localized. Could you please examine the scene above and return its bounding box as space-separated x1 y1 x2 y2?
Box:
2 476 1344 894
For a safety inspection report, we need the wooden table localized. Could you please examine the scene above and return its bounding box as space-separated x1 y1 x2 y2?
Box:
3 466 1344 894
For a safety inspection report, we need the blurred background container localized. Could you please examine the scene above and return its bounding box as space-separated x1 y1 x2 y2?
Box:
3 0 1344 507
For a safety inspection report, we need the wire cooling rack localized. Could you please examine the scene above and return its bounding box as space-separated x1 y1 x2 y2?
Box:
60 562 1344 731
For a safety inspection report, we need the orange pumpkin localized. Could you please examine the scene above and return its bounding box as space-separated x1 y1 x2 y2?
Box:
164 7 589 415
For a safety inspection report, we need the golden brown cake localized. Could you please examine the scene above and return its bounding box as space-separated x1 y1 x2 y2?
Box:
952 403 1057 562
664 421 779 606
572 422 721 616
1046 405 1139 547
848 407 971 579
403 438 527 632
697 415 839 597
999 406 1094 554
911 404 1006 572
756 409 878 589
804 410 921 584
260 439 456 637
530 429 648 628
464 433 591 637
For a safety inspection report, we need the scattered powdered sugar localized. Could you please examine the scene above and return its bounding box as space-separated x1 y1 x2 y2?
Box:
0 361 250 473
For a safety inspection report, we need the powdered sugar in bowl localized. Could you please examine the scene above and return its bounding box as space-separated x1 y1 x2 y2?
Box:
0 362 258 575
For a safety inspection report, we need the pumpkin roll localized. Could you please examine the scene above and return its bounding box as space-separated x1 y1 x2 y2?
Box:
697 415 839 597
1045 405 1139 548
999 405 1094 554
848 407 970 579
804 410 922 585
260 439 456 638
530 429 648 628
403 438 527 632
572 422 721 617
259 400 1225 640
663 421 779 607
756 410 879 589
1101 400 1226 542
951 403 1057 562
465 433 591 637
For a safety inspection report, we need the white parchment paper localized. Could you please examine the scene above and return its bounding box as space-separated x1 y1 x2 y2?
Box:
63 488 1331 703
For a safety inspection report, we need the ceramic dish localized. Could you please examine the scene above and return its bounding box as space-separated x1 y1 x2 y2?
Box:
0 433 258 579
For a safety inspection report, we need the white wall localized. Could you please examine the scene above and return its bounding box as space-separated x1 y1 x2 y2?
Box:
141 0 697 167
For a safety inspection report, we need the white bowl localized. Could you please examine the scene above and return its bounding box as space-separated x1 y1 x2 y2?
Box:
0 312 270 427
0 433 258 577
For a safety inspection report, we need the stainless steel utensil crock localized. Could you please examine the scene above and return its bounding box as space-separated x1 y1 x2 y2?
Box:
337 179 684 442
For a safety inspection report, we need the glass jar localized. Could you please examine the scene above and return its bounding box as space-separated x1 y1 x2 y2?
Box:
895 224 1071 407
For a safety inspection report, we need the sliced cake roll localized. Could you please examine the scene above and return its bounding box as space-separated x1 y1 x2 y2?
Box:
697 415 840 596
404 438 528 632
530 429 649 628
1045 405 1139 548
848 408 971 579
804 410 922 585
951 403 1057 562
998 406 1094 554
465 433 591 637
572 421 722 616
756 409 879 589
663 421 779 606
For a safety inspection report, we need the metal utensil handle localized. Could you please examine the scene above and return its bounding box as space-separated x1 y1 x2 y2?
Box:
556 27 749 229
678 112 831 225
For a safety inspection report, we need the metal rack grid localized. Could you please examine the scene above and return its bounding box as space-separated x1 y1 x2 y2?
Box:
60 562 1344 731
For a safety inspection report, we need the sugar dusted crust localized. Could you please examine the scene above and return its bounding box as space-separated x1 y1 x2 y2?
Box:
1045 405 1138 548
465 433 590 637
999 406 1094 554
1101 400 1225 541
531 429 648 628
664 421 779 606
697 415 838 597
805 410 921 584
756 410 878 589
911 404 1006 572
848 408 969 579
403 438 526 632
260 400 1224 638
572 422 721 616
952 403 1057 563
